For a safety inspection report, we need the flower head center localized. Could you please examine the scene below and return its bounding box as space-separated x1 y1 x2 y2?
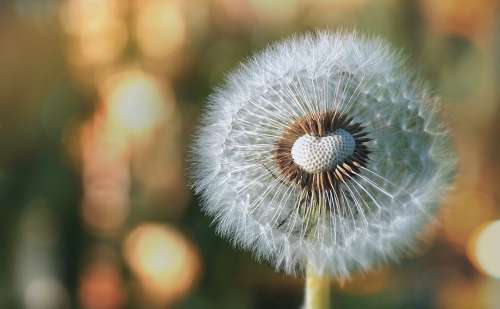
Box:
273 110 370 192
291 129 355 174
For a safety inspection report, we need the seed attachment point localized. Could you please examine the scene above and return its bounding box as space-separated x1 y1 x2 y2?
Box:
291 129 356 174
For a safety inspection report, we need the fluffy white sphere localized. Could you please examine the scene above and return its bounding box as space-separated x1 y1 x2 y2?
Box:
191 31 456 278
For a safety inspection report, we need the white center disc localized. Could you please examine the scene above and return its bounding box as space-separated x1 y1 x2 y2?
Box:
291 129 356 173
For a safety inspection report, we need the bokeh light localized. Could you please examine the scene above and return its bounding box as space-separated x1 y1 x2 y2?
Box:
101 69 171 139
79 260 126 309
124 223 201 304
133 0 187 61
80 109 131 235
24 277 69 309
60 0 127 70
60 0 126 35
14 203 66 309
468 220 500 279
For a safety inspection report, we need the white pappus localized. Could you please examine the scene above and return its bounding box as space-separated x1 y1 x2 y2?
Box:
191 31 456 279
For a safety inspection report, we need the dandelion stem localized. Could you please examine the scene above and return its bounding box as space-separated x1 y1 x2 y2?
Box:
305 264 331 309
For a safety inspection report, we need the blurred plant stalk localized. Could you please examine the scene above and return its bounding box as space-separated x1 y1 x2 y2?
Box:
305 264 331 309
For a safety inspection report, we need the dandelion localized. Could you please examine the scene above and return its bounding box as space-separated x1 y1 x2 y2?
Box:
191 31 456 308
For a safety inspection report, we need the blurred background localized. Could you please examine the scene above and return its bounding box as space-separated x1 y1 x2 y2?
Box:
0 0 499 308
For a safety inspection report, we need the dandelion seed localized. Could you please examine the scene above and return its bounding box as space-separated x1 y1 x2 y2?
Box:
190 31 456 281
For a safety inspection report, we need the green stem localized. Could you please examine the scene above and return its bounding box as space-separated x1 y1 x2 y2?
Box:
304 264 331 309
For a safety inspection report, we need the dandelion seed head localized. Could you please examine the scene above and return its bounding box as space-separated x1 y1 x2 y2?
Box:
190 30 457 279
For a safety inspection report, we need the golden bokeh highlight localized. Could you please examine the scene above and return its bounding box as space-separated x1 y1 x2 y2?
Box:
468 220 500 279
80 108 131 235
60 0 127 69
60 0 126 35
80 66 175 236
134 0 187 61
124 223 201 304
101 69 171 139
